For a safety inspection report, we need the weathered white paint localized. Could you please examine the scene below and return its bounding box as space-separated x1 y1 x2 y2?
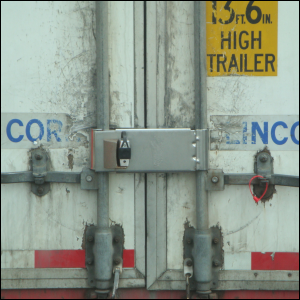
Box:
165 2 196 270
224 252 251 271
208 1 299 262
1 1 142 264
1 251 34 269
146 0 299 282
1 1 97 255
1 0 299 290
107 2 135 250
133 1 146 275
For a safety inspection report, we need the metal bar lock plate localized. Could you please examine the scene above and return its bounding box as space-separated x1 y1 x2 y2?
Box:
91 129 209 172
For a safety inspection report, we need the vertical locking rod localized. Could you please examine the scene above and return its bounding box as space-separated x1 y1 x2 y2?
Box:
95 1 113 294
194 0 212 294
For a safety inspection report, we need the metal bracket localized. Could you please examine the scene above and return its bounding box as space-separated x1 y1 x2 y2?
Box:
80 168 97 190
253 149 275 200
206 169 225 191
211 227 223 290
206 151 298 192
2 167 98 192
183 227 222 290
92 129 208 172
85 225 124 288
31 149 50 197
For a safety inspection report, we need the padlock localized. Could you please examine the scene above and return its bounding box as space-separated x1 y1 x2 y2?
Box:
117 132 131 167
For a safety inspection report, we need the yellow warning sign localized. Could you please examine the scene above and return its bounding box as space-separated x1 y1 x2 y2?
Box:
206 1 278 76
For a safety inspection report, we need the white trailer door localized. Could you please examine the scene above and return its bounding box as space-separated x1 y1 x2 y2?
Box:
145 0 299 291
1 1 146 289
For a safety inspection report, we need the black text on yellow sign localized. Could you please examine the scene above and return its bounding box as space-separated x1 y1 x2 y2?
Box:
206 1 278 76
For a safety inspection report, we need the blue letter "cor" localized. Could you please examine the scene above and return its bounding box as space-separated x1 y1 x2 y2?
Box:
26 119 44 142
6 119 24 142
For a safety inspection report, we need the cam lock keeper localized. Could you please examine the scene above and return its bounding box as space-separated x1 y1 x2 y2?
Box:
117 131 131 167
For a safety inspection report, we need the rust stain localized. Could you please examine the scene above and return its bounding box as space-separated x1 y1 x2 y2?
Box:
184 218 192 229
254 147 275 203
67 151 74 170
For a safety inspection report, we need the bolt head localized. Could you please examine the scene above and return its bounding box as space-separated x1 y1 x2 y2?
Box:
211 176 219 183
114 259 121 265
35 154 43 160
37 187 44 194
87 259 93 265
260 154 268 162
186 238 192 244
213 260 220 267
114 237 120 243
288 273 292 277
254 272 258 277
186 260 193 267
213 238 219 244
87 235 94 242
86 175 93 182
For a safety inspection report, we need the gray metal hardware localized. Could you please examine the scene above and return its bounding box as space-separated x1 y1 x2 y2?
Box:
118 131 131 167
31 149 50 196
112 269 120 299
224 173 299 187
92 128 208 172
211 227 223 290
206 170 225 191
207 150 299 191
81 168 98 190
85 225 124 289
184 227 223 290
2 156 298 194
112 259 122 299
255 151 273 178
1 168 98 193
184 258 193 299
207 173 299 189
253 150 275 200
1 171 81 184
186 273 191 299
184 258 194 279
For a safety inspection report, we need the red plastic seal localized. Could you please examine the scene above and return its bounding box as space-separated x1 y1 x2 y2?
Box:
249 175 269 203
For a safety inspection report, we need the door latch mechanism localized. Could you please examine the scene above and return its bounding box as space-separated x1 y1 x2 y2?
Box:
117 131 131 167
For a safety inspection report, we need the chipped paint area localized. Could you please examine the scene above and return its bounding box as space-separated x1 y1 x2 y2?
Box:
1 1 97 253
165 2 195 129
1 113 90 149
210 115 299 151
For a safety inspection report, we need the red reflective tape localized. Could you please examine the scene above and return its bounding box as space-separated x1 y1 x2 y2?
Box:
123 249 135 268
34 249 135 268
1 289 87 299
251 252 299 270
35 250 86 268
